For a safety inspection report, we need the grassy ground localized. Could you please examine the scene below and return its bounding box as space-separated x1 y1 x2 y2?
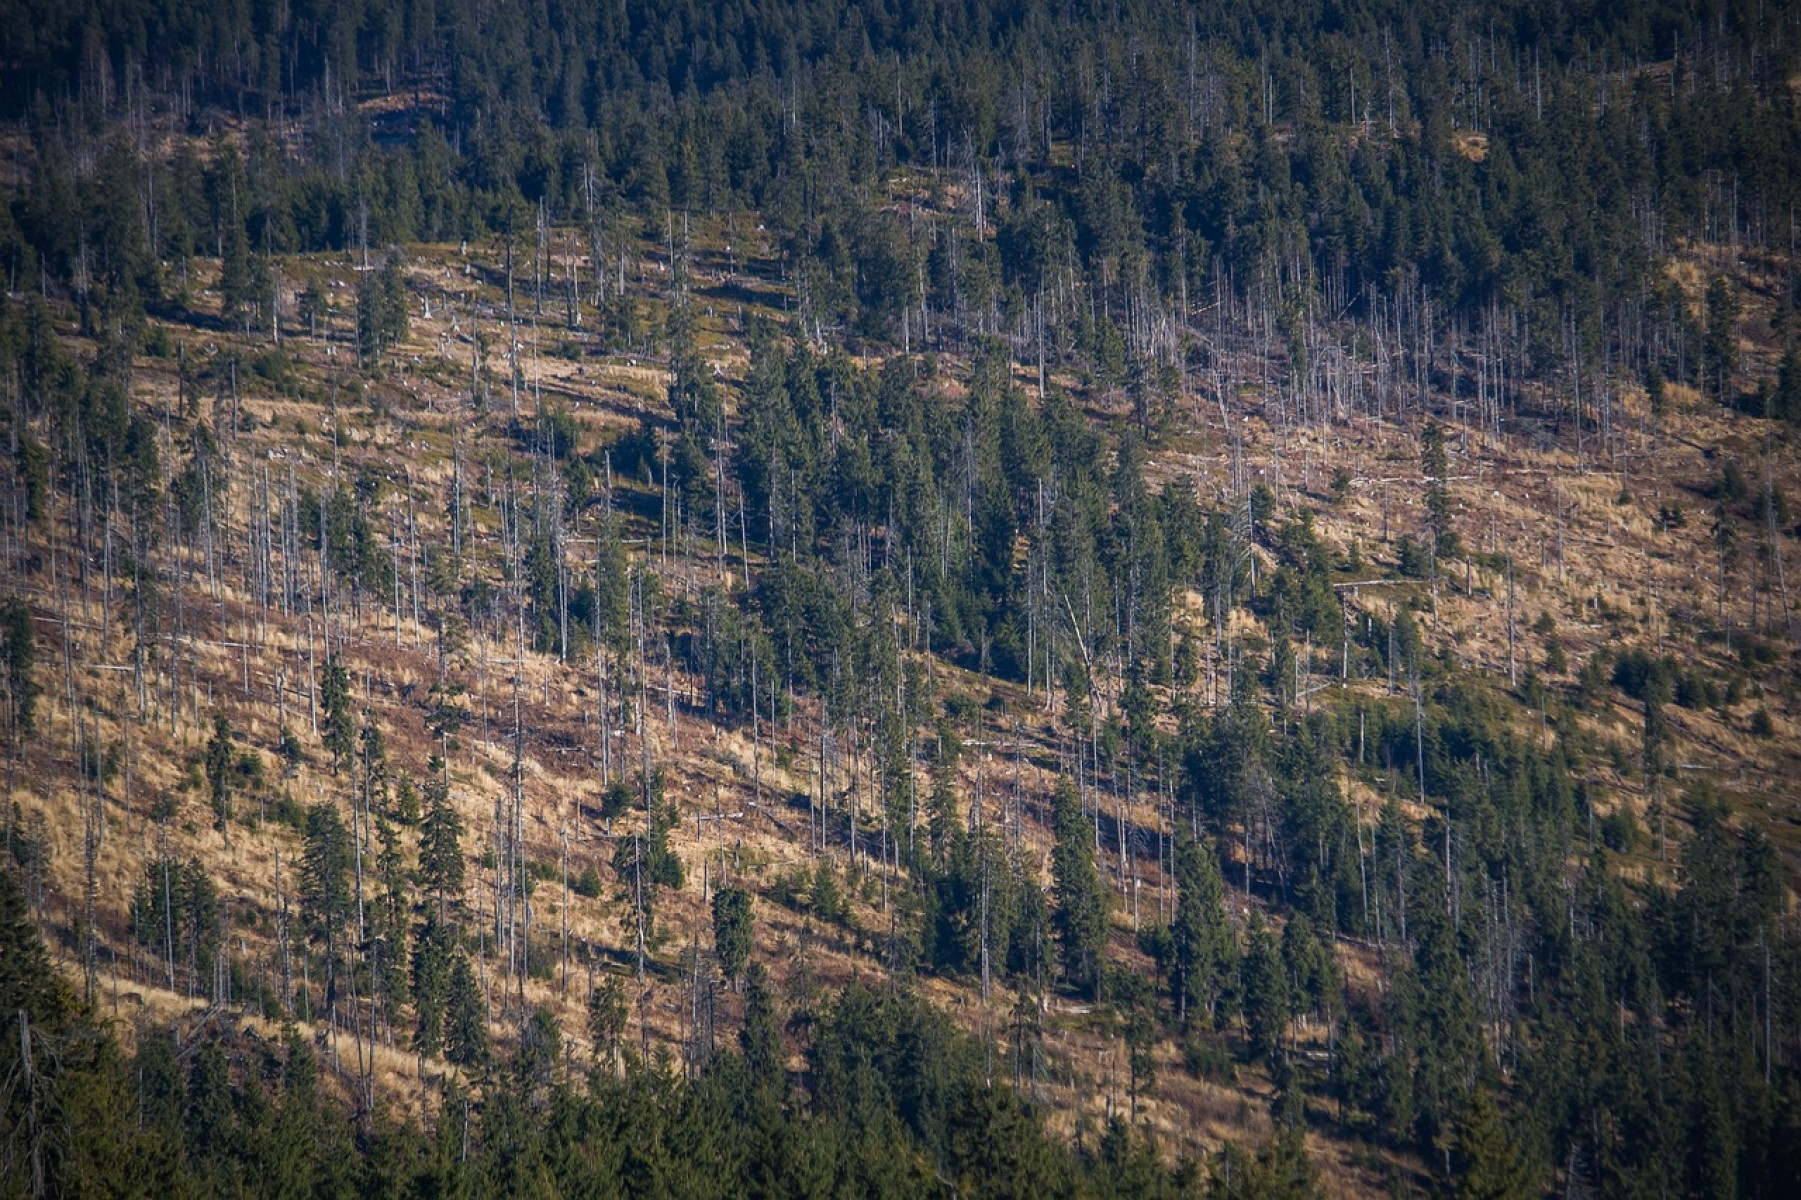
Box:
7 198 1798 1196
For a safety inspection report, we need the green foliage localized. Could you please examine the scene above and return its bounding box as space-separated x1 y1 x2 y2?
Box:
1050 779 1108 999
14 437 45 522
417 784 466 919
1421 422 1460 561
612 778 684 948
318 656 353 773
1204 1126 1322 1200
410 910 454 1060
0 597 37 746
1704 276 1740 402
1453 1088 1537 1200
4 865 167 1196
586 973 628 1069
1171 831 1233 1027
807 859 849 927
711 886 754 986
356 254 409 368
203 714 233 833
444 953 487 1068
129 857 221 995
0 4 1798 1192
1279 913 1338 1026
1241 915 1289 1065
1395 535 1433 579
300 803 353 1013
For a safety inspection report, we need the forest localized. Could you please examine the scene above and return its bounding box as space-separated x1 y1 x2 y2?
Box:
1 0 1800 1196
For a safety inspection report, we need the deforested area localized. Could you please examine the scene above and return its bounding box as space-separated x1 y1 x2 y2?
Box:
1 2 1800 1195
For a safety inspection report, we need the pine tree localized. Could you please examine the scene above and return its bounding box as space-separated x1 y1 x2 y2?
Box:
1242 914 1289 1065
1776 342 1801 423
445 953 487 1068
586 972 627 1072
371 814 410 1013
1453 1088 1536 1200
204 714 234 835
13 439 44 522
1421 422 1459 560
357 254 410 368
0 865 63 1024
711 886 754 988
1172 831 1233 1026
1408 902 1483 1163
1279 913 1338 1027
219 218 252 331
418 790 466 921
411 911 453 1060
1050 778 1108 998
129 858 221 996
1207 1124 1322 1199
0 597 37 745
319 657 353 773
1704 276 1739 403
739 963 786 1098
300 804 353 1013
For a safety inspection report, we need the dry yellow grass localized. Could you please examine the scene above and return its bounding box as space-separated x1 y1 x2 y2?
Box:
7 220 1800 1196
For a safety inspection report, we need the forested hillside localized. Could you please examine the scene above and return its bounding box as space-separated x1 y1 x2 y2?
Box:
1 1 1801 1195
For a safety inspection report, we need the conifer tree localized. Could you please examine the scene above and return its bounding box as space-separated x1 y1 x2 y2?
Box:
445 953 487 1068
219 219 252 331
1704 276 1739 403
411 911 453 1061
1242 914 1289 1065
418 789 466 921
204 715 234 836
586 972 627 1072
739 964 786 1098
300 804 353 1014
711 886 754 989
1454 1088 1536 1200
1421 422 1459 561
0 597 37 746
319 657 353 773
1050 779 1107 998
1171 831 1232 1026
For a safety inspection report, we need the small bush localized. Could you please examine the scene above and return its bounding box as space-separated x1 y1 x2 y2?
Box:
1675 670 1719 710
1600 807 1640 853
768 867 808 911
270 793 306 831
1543 639 1567 674
1183 1035 1236 1084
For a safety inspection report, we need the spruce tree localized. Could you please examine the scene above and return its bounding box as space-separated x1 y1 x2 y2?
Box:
445 953 487 1068
1421 422 1459 560
711 886 754 989
300 804 353 1013
411 911 452 1060
1050 779 1107 998
1242 914 1289 1065
1704 276 1739 403
739 964 786 1098
203 715 234 835
1171 831 1232 1026
1454 1088 1536 1200
586 973 627 1072
0 597 37 745
418 790 466 921
319 657 353 773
